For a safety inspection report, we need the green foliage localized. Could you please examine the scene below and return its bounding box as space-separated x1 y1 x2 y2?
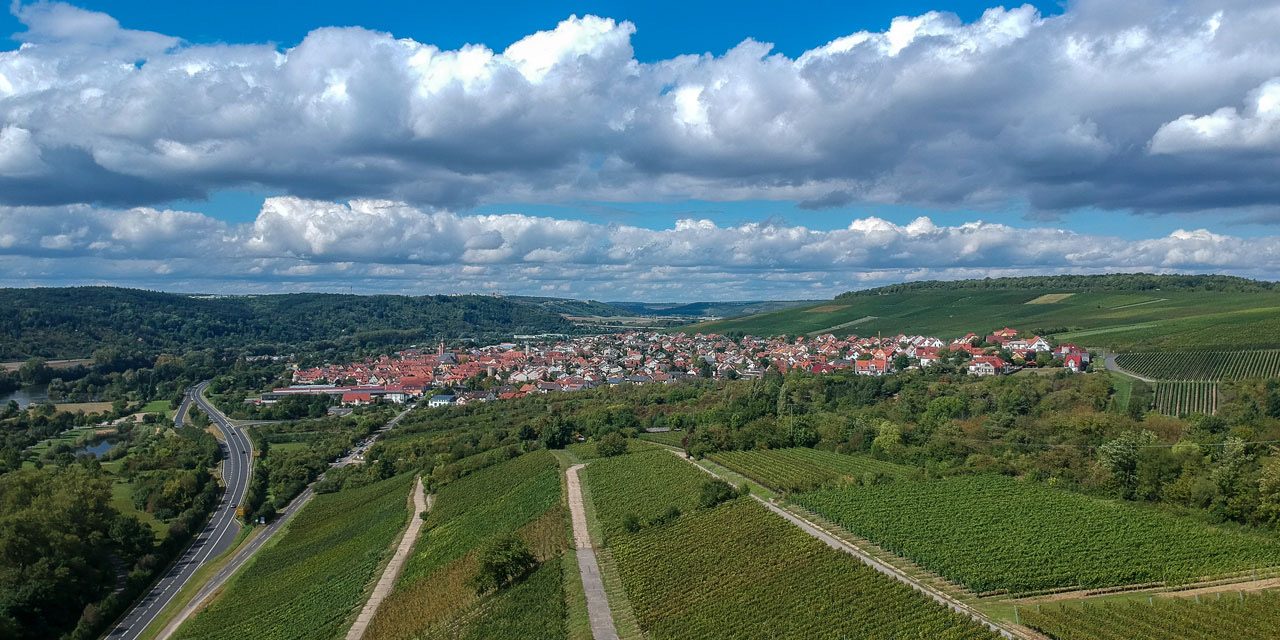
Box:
609 498 996 639
0 467 122 639
1025 590 1280 640
696 478 740 508
470 535 538 595
0 286 581 360
594 431 629 457
795 475 1280 594
710 447 909 492
174 474 413 640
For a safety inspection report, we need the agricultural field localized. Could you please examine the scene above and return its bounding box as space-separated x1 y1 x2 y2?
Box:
708 447 911 492
589 451 997 639
636 429 688 448
1153 381 1219 416
174 473 414 640
582 448 707 541
793 475 1280 595
687 287 1280 351
364 450 569 640
1116 350 1280 380
1024 590 1280 640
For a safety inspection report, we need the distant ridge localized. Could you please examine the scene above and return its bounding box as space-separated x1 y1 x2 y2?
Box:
838 274 1277 298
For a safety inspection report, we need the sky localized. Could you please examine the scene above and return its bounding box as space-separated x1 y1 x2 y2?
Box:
2 0 1280 301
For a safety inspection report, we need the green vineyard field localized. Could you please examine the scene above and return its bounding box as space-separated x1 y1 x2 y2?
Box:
1115 350 1280 380
708 447 911 492
365 450 568 640
612 498 996 639
174 474 414 640
1153 381 1219 416
793 475 1280 594
1024 590 1280 640
583 448 707 541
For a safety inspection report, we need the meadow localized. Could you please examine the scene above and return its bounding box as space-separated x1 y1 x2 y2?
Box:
1023 590 1280 640
688 288 1280 351
173 474 413 640
793 475 1280 595
708 447 911 492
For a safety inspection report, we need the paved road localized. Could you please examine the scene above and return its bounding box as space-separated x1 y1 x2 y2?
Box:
566 463 620 640
106 382 253 640
1102 350 1156 382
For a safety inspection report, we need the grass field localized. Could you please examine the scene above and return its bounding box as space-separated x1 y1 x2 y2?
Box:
636 430 687 448
708 447 911 492
1117 350 1280 380
1024 590 1280 640
586 450 997 639
365 451 569 640
174 474 413 640
686 289 1280 351
794 475 1280 595
141 400 171 414
1153 381 1219 416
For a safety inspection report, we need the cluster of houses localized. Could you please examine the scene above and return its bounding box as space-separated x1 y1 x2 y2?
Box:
254 327 1091 408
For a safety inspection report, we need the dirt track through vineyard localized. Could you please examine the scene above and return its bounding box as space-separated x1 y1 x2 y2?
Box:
346 477 429 640
567 463 620 640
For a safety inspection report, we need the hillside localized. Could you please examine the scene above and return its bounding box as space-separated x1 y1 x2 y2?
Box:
685 274 1280 351
607 299 820 318
0 287 581 360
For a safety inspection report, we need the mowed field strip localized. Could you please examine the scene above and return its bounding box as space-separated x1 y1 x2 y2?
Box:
805 315 878 336
1025 293 1075 304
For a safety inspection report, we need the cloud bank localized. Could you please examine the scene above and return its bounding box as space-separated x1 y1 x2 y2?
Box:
1 0 1279 215
3 197 1279 300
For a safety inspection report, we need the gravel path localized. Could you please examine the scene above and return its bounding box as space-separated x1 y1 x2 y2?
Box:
567 464 620 640
346 477 429 640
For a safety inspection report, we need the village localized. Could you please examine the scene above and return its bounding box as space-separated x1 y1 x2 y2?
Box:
256 327 1093 408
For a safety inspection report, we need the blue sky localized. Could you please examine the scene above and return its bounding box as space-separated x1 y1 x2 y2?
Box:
3 1 1280 300
1 1 1066 61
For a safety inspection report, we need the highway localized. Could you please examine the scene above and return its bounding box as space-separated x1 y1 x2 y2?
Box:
106 382 253 640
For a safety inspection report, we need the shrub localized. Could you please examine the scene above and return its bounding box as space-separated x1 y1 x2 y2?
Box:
596 432 629 457
697 479 739 509
471 535 539 595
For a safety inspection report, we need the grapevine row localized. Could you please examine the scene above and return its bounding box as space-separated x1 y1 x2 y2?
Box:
1116 350 1280 381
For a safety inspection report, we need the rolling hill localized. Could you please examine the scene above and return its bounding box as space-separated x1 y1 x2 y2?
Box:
684 274 1280 351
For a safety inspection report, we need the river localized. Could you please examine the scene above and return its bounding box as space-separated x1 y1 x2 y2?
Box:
0 385 49 409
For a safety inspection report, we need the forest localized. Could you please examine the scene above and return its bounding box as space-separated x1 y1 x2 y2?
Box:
0 287 583 360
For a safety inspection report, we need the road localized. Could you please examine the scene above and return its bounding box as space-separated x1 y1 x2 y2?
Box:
106 382 253 640
566 463 620 640
1102 350 1156 382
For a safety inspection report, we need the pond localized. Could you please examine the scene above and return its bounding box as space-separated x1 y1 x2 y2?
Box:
74 438 118 458
0 385 49 409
